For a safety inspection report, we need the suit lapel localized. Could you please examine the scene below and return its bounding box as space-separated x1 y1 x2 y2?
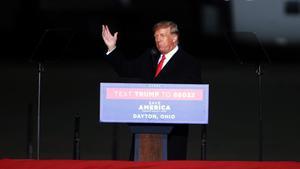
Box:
154 49 181 78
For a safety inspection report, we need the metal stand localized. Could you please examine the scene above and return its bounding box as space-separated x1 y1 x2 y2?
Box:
36 62 44 159
27 104 34 159
256 64 263 161
73 113 80 160
224 32 271 161
30 28 73 159
200 125 207 160
31 30 48 160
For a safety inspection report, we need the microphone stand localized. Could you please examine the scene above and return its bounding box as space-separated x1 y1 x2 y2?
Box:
254 34 270 161
224 32 271 161
73 113 80 160
200 125 207 160
31 30 48 160
36 62 44 159
256 64 263 161
27 104 34 159
30 28 73 159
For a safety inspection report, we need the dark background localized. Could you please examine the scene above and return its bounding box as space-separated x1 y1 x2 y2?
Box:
0 0 299 160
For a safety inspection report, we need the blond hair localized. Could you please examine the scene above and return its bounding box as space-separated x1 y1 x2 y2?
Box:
153 21 179 36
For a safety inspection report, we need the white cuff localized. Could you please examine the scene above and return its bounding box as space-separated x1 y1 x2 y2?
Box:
106 46 117 55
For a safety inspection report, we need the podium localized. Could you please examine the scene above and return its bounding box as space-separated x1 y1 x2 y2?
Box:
129 125 172 161
100 83 209 161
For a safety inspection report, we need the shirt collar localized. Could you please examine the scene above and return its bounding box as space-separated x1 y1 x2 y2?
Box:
164 45 178 59
157 45 179 68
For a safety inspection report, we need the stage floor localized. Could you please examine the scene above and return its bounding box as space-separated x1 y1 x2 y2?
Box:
1 159 300 169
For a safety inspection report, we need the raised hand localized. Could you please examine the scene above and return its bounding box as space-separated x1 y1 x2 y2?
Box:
102 25 118 52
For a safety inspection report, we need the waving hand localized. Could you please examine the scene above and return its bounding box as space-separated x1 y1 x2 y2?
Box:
102 25 118 52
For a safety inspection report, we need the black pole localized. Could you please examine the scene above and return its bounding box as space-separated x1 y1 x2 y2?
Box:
36 62 43 160
27 104 34 159
256 64 263 161
73 113 80 160
31 30 48 160
200 125 207 160
31 28 73 160
112 125 117 160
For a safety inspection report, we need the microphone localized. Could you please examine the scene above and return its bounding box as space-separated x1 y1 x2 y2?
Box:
151 47 158 56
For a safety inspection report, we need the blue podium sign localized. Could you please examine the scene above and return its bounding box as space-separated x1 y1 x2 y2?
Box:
100 83 209 124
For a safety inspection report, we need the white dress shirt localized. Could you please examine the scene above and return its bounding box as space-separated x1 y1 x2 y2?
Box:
157 45 179 69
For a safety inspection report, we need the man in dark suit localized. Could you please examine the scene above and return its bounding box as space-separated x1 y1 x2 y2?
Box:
102 21 202 160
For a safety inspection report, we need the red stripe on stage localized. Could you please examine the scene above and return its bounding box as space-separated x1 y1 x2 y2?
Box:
0 159 300 169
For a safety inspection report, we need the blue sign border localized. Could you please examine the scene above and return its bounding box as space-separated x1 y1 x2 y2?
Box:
100 83 209 124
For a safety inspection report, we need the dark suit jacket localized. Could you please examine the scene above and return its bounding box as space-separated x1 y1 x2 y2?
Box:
105 47 202 159
106 47 202 84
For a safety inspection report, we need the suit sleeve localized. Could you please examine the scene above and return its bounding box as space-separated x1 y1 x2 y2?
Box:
104 48 153 79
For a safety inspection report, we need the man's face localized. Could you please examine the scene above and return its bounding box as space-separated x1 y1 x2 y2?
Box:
154 27 178 54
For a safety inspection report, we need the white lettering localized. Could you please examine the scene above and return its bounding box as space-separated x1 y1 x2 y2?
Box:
133 113 158 119
160 114 176 119
134 91 159 97
173 91 196 98
138 104 171 112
